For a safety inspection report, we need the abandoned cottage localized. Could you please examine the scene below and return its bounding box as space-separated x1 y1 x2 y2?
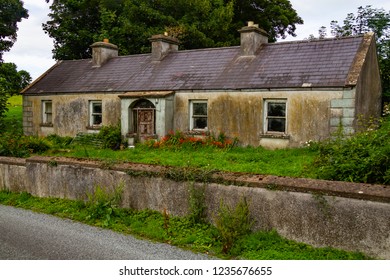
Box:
22 23 382 149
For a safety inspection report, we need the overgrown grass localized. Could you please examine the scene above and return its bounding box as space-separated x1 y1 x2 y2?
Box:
46 145 316 178
0 190 370 260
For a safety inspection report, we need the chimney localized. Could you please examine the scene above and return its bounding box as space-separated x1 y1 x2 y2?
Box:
238 21 268 56
149 33 179 61
90 39 118 67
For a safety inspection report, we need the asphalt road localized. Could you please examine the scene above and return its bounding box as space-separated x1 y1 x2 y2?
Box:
0 205 213 260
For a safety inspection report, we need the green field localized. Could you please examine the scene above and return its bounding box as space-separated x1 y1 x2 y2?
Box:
2 95 23 134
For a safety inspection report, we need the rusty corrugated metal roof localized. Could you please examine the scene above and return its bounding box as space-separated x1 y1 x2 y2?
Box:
23 35 368 94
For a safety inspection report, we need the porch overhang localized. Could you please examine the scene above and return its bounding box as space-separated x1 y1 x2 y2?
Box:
118 91 175 98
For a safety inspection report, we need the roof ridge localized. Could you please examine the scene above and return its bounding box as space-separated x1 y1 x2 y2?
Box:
113 46 240 59
275 34 365 46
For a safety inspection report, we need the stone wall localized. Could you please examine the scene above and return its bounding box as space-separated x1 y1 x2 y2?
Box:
1 156 389 259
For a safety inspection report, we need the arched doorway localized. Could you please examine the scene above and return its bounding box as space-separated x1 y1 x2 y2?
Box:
130 99 156 137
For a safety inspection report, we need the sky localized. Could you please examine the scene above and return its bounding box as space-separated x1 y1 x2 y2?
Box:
3 0 390 80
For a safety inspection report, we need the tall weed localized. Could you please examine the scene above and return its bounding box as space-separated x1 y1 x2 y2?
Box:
215 197 253 254
188 183 207 225
86 182 124 227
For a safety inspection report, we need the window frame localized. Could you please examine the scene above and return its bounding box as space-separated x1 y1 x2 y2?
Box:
263 99 287 134
189 100 208 131
89 100 103 127
41 100 53 125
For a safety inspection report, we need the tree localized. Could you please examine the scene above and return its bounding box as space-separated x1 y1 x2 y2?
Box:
0 85 8 123
330 6 390 98
0 0 29 61
0 62 32 95
43 0 102 60
43 0 303 59
226 0 303 43
0 63 31 125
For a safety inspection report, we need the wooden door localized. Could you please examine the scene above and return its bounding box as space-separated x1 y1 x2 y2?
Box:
137 109 155 135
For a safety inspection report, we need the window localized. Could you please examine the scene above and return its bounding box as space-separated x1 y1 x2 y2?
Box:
89 101 102 126
190 100 208 130
264 100 287 133
42 100 52 125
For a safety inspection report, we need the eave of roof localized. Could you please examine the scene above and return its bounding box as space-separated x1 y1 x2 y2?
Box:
118 91 174 98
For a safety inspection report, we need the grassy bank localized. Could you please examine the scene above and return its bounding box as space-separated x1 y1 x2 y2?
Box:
0 190 370 260
48 144 316 178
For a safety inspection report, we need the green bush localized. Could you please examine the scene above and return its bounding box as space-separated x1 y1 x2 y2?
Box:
0 133 51 157
46 134 73 148
97 125 122 150
311 116 390 184
23 136 51 153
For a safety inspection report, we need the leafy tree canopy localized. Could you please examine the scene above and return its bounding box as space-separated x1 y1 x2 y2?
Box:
0 62 32 95
228 0 303 42
43 0 302 60
0 62 31 124
329 6 390 97
0 0 29 61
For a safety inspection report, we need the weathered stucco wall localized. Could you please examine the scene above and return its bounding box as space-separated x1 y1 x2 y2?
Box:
174 90 344 148
354 34 382 127
24 85 379 149
23 93 122 137
1 156 389 259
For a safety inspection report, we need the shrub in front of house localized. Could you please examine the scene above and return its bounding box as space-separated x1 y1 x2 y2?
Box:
46 134 73 148
97 125 123 150
0 133 51 157
312 116 390 184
